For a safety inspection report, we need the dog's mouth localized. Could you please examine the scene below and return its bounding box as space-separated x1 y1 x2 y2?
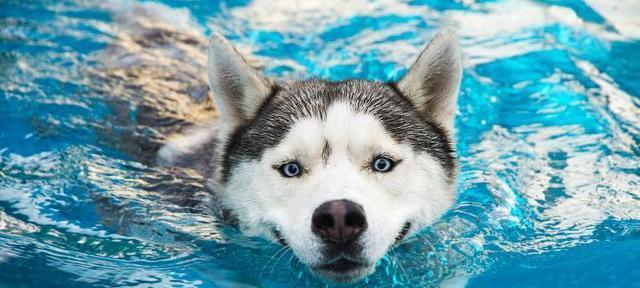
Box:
319 258 367 272
395 222 412 243
312 258 372 282
272 228 288 246
271 221 411 282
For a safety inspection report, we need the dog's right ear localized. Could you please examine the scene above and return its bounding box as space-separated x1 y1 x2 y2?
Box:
208 33 273 133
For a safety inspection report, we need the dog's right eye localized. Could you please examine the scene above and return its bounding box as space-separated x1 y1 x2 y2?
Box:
278 161 302 177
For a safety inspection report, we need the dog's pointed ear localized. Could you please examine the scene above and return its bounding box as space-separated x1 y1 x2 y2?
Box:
397 28 462 131
208 32 273 132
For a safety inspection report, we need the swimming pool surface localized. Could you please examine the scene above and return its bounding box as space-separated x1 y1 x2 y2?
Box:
1 0 639 287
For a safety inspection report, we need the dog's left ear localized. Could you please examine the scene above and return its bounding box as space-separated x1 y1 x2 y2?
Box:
208 32 274 133
397 28 462 132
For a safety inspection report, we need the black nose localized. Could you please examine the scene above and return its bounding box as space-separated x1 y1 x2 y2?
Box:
311 199 367 244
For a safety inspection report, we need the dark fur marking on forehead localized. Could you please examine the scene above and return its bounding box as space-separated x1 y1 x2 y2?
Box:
220 79 456 183
321 140 331 165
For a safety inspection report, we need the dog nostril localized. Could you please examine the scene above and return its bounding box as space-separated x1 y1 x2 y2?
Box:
311 199 367 244
312 211 334 230
345 211 365 227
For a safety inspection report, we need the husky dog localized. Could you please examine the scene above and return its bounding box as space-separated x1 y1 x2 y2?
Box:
159 28 462 282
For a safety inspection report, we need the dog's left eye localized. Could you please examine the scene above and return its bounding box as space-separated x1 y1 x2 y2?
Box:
279 161 302 177
372 156 396 173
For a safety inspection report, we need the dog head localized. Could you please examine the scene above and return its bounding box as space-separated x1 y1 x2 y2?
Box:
207 28 462 282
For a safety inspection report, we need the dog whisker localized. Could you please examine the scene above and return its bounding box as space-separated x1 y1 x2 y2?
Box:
259 245 291 277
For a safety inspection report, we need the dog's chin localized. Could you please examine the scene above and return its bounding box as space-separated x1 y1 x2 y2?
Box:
311 259 375 283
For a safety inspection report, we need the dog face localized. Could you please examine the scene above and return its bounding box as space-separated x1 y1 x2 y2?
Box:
207 29 462 282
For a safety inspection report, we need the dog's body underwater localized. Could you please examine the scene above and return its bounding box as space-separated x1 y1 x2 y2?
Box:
158 28 462 282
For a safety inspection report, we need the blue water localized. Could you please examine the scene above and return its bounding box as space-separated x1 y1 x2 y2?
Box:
1 0 639 287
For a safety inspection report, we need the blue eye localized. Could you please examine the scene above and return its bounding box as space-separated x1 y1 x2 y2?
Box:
279 162 302 177
372 156 395 173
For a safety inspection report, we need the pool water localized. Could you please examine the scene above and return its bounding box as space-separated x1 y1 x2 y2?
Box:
1 0 639 287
